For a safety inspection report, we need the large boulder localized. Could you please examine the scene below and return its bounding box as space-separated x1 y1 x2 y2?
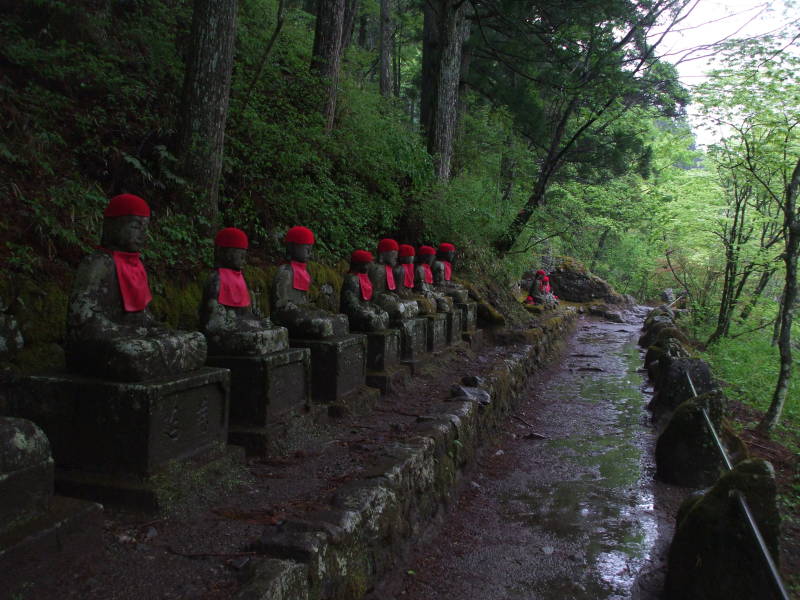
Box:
549 258 624 304
655 390 731 487
664 459 781 599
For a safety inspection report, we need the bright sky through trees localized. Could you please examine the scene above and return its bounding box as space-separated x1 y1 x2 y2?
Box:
654 0 798 144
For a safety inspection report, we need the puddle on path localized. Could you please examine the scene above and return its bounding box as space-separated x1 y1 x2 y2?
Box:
369 313 683 600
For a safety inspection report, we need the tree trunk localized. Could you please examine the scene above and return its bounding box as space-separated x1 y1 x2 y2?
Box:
379 0 392 96
311 0 346 131
759 157 800 433
589 228 611 272
175 0 238 226
425 0 470 180
420 1 439 140
342 0 359 53
739 268 775 322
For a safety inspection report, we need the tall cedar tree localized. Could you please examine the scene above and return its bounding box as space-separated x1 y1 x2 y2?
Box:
175 0 238 225
421 0 471 180
311 0 346 130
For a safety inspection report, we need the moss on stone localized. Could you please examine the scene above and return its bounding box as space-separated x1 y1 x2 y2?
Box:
307 260 345 313
15 342 65 374
14 279 70 346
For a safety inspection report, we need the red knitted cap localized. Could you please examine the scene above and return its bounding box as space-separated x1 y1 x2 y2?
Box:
543 276 550 282
536 269 546 276
104 194 150 218
350 250 374 264
399 244 415 258
215 227 249 249
438 242 456 252
418 245 436 256
377 238 399 253
285 226 315 244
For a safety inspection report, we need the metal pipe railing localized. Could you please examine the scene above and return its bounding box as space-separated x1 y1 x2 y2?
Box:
685 371 790 600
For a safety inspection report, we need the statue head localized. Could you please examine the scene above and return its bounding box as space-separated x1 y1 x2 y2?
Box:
536 269 546 280
437 242 456 263
416 245 436 266
100 194 151 253
377 238 399 266
398 244 415 265
349 249 373 274
285 226 315 263
214 227 249 270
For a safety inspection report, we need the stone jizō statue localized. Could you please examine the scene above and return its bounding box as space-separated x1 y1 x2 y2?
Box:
65 194 206 381
199 227 289 356
369 238 420 322
340 250 391 332
393 244 417 299
414 245 453 313
270 226 349 338
432 242 469 303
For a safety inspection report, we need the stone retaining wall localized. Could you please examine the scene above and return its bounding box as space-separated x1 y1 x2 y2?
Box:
237 310 577 600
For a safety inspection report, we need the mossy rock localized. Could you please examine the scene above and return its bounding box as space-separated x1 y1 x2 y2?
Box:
149 277 204 331
655 390 728 487
13 278 71 346
665 458 780 600
655 326 690 347
15 342 66 374
458 279 506 326
307 260 345 314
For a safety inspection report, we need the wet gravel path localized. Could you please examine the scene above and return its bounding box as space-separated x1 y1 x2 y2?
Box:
370 311 688 600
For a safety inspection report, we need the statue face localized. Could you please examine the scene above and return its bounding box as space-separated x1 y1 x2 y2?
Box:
398 255 413 265
351 262 369 274
379 250 398 266
217 247 247 270
439 250 455 262
421 254 435 266
287 242 312 263
103 216 149 252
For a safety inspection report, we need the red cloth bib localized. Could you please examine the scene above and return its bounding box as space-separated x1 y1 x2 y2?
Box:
358 273 373 301
291 261 311 291
385 265 396 291
403 263 414 288
442 261 452 281
217 268 251 307
422 263 433 284
112 251 152 312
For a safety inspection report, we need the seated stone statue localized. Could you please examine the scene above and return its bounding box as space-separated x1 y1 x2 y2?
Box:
340 250 391 331
526 269 558 308
199 227 289 356
270 226 349 339
65 194 206 381
414 245 453 313
432 242 469 303
369 238 420 322
393 244 418 299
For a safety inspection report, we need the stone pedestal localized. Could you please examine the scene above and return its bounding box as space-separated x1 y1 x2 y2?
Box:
456 302 478 333
364 329 409 395
1 417 102 594
446 309 463 345
424 314 447 352
291 334 378 414
3 368 231 508
207 349 311 456
398 318 428 365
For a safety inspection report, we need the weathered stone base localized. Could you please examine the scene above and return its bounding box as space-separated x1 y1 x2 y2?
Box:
239 309 578 599
0 496 103 595
456 301 477 332
366 364 411 395
398 318 427 363
424 314 447 352
207 349 311 456
291 335 367 404
54 444 245 510
445 309 463 345
365 330 401 371
4 368 231 479
327 385 380 418
462 328 484 350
